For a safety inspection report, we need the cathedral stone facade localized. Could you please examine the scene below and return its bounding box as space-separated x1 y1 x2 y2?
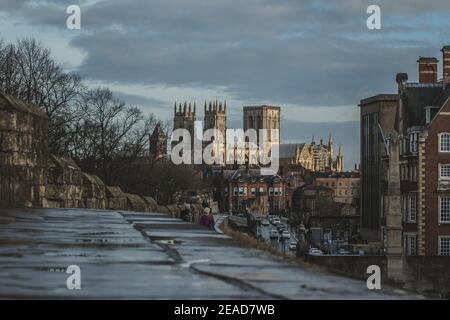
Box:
149 123 167 161
170 101 345 172
308 135 344 172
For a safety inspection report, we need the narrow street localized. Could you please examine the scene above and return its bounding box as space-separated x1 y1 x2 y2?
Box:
257 219 297 256
0 208 422 299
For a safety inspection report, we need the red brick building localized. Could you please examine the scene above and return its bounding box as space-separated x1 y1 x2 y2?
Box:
215 168 286 215
360 46 450 256
420 94 450 255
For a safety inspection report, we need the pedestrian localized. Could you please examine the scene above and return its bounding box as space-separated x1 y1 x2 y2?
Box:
207 209 215 229
200 207 212 228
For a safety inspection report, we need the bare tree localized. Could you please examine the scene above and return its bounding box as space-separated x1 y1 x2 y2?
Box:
1 38 204 202
73 88 157 184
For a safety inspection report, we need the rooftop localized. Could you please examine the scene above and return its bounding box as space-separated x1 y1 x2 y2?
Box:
279 143 306 158
359 94 398 106
243 105 281 110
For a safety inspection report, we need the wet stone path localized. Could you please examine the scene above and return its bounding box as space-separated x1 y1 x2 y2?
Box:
0 208 422 299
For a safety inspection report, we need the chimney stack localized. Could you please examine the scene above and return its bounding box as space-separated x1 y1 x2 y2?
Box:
442 46 450 87
418 57 438 83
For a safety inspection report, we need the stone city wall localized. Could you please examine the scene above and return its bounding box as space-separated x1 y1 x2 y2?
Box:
0 92 160 214
0 93 48 208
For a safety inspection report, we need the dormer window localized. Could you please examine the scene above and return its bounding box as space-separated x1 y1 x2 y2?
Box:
425 106 440 124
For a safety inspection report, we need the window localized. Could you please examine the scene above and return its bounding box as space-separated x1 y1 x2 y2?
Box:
404 235 417 255
412 164 417 181
439 196 450 222
259 187 264 193
402 194 417 222
233 187 238 196
439 133 450 152
272 200 280 210
408 195 417 222
251 188 256 196
439 237 450 256
402 195 409 221
440 164 450 180
269 187 274 196
409 132 419 153
400 165 405 181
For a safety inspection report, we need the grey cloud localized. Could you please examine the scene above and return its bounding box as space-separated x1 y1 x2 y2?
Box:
113 91 167 111
3 1 450 107
2 0 449 166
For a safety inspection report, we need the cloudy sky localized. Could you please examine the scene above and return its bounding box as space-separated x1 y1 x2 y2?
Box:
1 0 450 168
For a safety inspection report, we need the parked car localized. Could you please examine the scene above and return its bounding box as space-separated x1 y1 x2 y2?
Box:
271 218 281 225
262 219 270 226
269 230 279 239
309 248 323 255
281 230 291 239
289 241 297 250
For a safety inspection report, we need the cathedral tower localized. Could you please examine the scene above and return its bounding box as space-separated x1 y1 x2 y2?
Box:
243 105 280 155
172 101 196 161
204 100 227 165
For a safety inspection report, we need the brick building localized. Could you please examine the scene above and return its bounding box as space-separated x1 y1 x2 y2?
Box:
315 171 360 205
214 168 286 215
360 46 450 256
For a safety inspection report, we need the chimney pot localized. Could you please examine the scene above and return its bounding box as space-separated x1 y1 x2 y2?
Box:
417 57 438 84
